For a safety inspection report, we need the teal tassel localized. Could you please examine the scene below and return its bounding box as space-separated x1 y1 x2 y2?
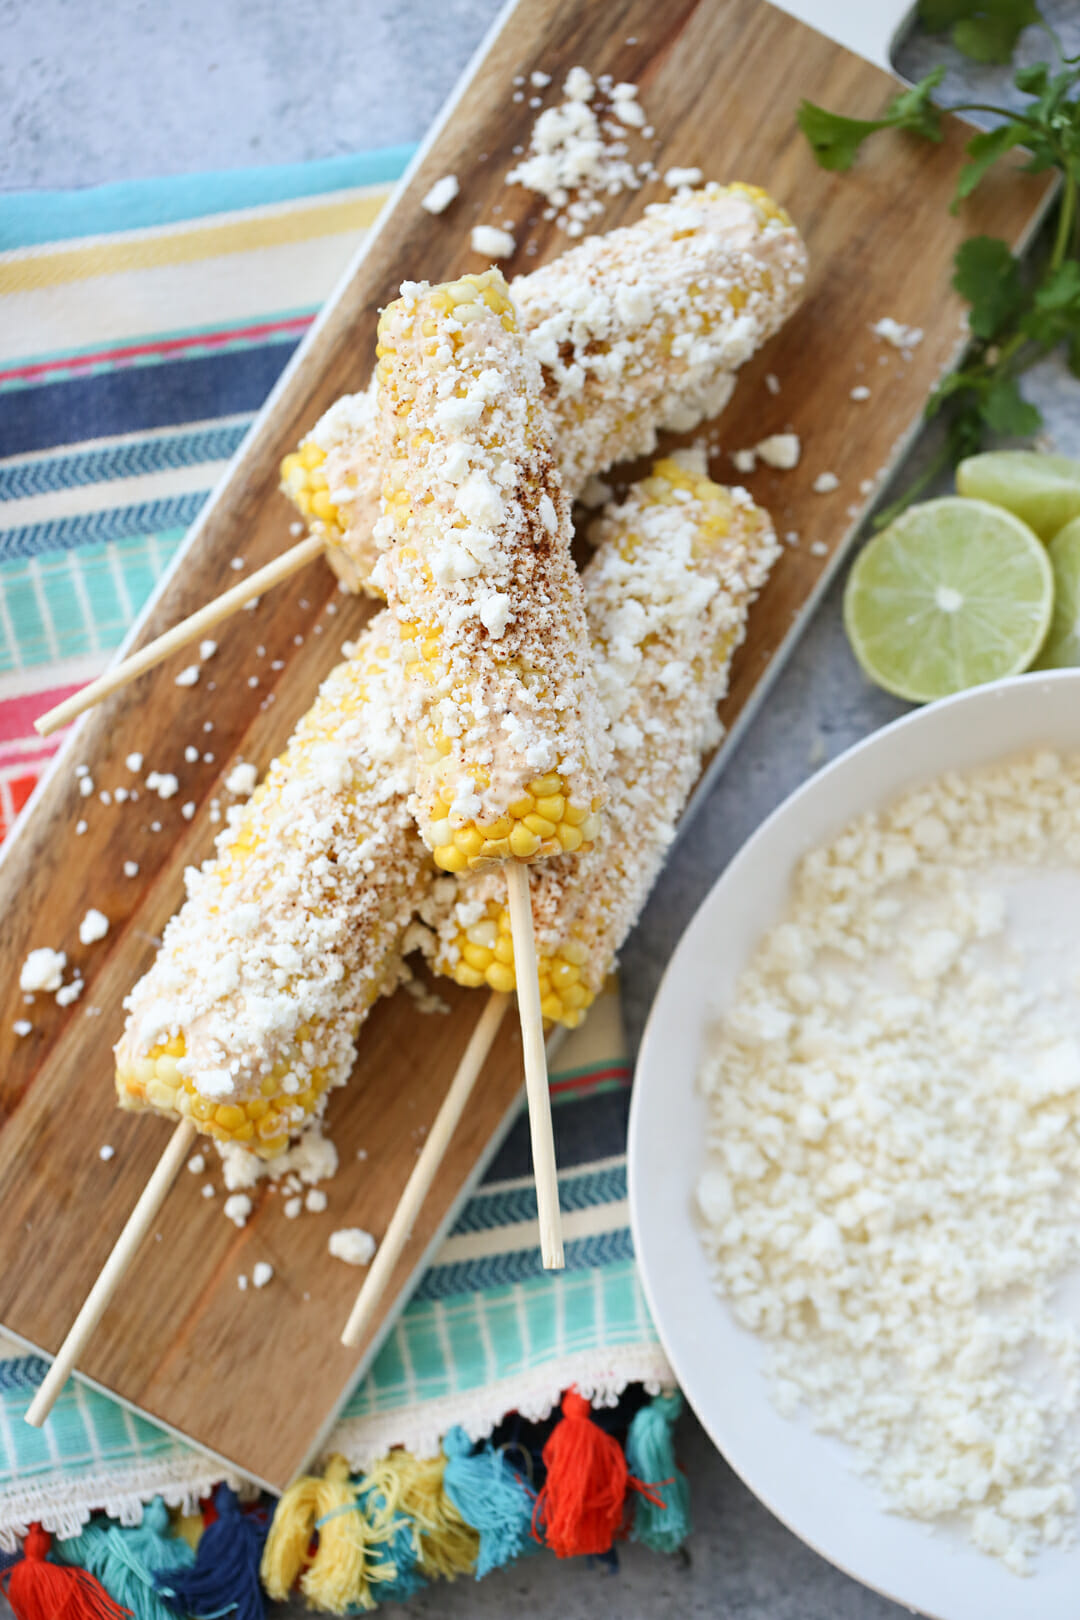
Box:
442 1427 536 1577
625 1394 692 1554
156 1484 267 1619
353 1484 426 1606
56 1499 194 1620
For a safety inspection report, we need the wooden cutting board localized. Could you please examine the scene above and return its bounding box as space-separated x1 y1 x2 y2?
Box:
0 0 1051 1489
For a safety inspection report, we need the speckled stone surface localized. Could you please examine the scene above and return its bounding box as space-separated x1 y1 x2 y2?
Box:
3 3 1080 1616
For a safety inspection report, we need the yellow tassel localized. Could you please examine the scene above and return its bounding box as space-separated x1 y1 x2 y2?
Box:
260 1455 394 1614
363 1450 479 1582
171 1511 204 1554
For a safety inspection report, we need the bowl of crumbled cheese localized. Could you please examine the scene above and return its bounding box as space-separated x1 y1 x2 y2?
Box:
629 668 1080 1619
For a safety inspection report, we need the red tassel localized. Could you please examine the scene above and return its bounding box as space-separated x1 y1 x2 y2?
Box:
2 1524 131 1620
533 1389 629 1557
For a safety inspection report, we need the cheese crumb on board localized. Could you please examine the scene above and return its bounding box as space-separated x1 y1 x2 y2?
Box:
20 948 66 994
175 665 200 688
75 821 87 836
237 1274 248 1290
664 165 704 189
223 1193 252 1228
470 224 516 259
731 449 756 474
123 861 139 878
78 909 109 946
252 1261 274 1289
850 385 871 401
199 640 217 660
755 433 800 470
187 1153 205 1174
421 174 459 214
56 979 84 1007
872 316 923 350
329 1227 376 1266
224 761 257 798
284 1197 302 1219
305 1188 328 1214
98 1145 114 1161
125 753 143 773
765 373 781 395
146 772 179 800
812 471 839 494
697 749 1080 1574
13 1021 31 1038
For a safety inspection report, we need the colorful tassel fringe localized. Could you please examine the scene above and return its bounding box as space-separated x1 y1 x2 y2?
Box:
534 1389 629 1557
16 1381 691 1613
156 1484 267 1620
56 1497 194 1620
625 1393 692 1554
1 1522 130 1620
442 1426 536 1577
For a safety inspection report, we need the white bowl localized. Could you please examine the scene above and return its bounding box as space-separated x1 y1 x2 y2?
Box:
629 670 1080 1620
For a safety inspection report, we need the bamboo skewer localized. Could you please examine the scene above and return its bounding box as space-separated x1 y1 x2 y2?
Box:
506 863 565 1270
34 534 325 738
25 1119 198 1427
341 989 512 1348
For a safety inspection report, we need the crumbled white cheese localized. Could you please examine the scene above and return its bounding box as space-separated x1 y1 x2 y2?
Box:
765 373 781 395
731 449 756 474
224 761 257 798
284 1196 302 1219
812 471 840 494
175 665 200 688
872 316 923 350
78 909 109 946
13 1020 31 1038
809 539 829 556
75 821 87 836
187 1154 205 1175
329 1227 376 1266
252 1261 273 1289
20 948 66 994
201 1184 215 1199
98 1144 114 1161
223 1193 253 1228
79 777 94 798
56 979 84 1007
470 224 516 259
184 746 199 764
181 802 196 821
850 385 871 402
305 1188 328 1214
199 640 217 661
146 771 179 800
125 753 143 773
755 433 800 470
237 1274 248 1290
664 165 703 189
421 174 459 215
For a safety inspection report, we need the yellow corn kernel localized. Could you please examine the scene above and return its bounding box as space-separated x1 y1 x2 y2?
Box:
486 962 516 994
509 824 542 859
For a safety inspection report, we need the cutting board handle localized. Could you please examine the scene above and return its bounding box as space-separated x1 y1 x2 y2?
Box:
768 0 916 73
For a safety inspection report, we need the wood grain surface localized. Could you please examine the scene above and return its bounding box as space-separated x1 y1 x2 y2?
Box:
0 0 1051 1489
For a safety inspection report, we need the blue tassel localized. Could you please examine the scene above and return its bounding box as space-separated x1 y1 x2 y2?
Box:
57 1498 194 1620
625 1393 692 1554
441 1427 536 1578
353 1484 426 1607
156 1485 267 1619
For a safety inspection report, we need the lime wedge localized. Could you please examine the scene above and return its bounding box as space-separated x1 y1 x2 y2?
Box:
1033 517 1080 669
843 498 1053 703
956 450 1080 541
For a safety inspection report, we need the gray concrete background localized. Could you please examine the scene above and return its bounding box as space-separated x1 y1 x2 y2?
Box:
3 2 1080 1616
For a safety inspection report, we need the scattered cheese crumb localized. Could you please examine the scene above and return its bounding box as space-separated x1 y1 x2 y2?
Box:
237 1274 248 1290
664 165 703 189
181 802 196 821
860 478 875 495
146 771 179 800
188 1154 206 1174
328 1228 377 1267
230 557 245 571
850 385 871 402
224 1193 253 1227
755 433 800 470
174 665 200 688
470 224 516 259
201 1184 215 1199
252 1261 273 1289
809 539 829 556
125 753 143 773
812 472 840 494
13 1021 31 1038
765 373 781 395
20 948 66 994
79 778 94 798
284 1197 302 1219
78 909 109 946
421 174 459 214
99 1144 114 1161
199 640 217 661
75 821 87 836
184 746 199 763
99 790 112 806
305 1188 328 1214
530 69 551 87
225 762 257 798
872 316 923 350
731 449 756 474
56 979 84 1007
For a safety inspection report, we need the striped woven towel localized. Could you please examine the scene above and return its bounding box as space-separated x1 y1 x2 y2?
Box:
0 152 670 1541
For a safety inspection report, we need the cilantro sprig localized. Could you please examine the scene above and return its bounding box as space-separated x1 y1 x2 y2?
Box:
797 0 1080 522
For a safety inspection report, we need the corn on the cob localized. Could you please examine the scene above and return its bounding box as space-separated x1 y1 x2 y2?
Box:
113 612 428 1156
422 454 779 1026
371 269 608 874
281 183 807 593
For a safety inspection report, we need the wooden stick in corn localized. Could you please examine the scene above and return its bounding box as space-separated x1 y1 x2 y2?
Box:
114 609 429 1158
373 270 609 1269
423 454 780 1028
284 184 806 594
25 1118 197 1427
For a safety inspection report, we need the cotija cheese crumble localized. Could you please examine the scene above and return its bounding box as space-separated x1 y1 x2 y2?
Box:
697 749 1080 1574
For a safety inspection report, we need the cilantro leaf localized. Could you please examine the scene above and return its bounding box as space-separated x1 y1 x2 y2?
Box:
1021 260 1080 347
981 376 1042 434
954 122 1027 205
1014 62 1049 95
797 69 944 172
952 236 1026 337
919 0 1042 64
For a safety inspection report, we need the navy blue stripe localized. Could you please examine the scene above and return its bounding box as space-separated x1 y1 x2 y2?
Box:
0 422 251 501
0 493 207 561
0 1356 47 1391
0 342 298 457
415 1228 635 1301
482 1087 631 1185
452 1164 627 1236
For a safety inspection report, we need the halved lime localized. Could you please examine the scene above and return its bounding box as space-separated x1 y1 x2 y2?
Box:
843 498 1053 703
1033 517 1080 669
956 450 1080 541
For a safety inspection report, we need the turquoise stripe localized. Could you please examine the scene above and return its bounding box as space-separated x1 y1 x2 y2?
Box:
415 1228 636 1302
0 146 415 250
451 1165 627 1235
0 422 251 501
